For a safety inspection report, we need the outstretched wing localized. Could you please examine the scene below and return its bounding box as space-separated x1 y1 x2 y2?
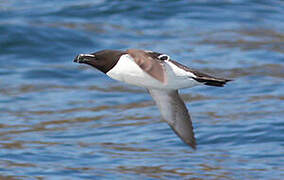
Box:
127 49 166 83
148 89 196 149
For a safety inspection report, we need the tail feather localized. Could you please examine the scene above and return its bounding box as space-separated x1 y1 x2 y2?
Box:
168 59 231 87
193 77 231 87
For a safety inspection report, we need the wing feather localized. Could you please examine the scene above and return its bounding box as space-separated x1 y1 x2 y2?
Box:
148 89 196 149
127 49 166 83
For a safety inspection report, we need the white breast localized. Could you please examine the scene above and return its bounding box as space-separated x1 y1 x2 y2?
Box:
107 54 200 89
106 54 164 89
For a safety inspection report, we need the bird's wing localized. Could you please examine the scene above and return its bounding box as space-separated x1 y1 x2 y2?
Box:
148 89 196 149
127 49 166 83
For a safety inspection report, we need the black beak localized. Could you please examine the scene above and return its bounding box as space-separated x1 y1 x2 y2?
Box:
73 54 95 63
73 55 81 63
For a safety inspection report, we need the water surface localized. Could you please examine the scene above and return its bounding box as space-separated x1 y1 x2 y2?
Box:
0 0 283 179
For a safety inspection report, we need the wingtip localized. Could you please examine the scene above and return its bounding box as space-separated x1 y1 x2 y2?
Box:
190 143 197 150
183 136 197 150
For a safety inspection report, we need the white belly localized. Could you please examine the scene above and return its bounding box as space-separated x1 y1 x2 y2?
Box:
106 54 199 90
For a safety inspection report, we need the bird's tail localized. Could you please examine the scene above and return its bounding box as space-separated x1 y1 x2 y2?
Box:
193 76 231 87
191 71 231 87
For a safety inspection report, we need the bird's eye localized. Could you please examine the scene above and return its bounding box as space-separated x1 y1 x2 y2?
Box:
158 54 170 61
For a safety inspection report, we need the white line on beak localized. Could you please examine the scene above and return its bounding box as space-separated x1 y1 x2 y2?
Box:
79 54 95 58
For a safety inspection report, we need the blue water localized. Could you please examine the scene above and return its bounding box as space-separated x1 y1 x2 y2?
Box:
0 0 283 179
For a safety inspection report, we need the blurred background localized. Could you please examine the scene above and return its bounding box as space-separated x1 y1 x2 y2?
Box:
0 0 283 179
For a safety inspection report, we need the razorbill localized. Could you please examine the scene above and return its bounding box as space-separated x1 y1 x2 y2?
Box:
74 49 231 149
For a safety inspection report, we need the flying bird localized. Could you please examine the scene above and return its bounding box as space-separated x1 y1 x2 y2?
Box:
74 49 231 149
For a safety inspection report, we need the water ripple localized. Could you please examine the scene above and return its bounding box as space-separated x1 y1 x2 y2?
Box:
0 0 283 179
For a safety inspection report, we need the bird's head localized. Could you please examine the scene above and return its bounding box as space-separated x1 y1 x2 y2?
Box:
73 50 125 73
